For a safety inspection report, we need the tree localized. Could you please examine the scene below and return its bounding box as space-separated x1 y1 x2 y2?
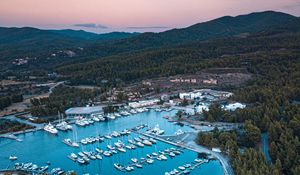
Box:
245 121 261 147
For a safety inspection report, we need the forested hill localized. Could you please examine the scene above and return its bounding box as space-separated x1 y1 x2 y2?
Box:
1 11 300 72
59 11 300 64
58 32 300 85
122 11 300 45
0 27 138 64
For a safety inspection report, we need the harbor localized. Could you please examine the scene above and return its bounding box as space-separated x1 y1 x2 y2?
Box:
0 109 224 175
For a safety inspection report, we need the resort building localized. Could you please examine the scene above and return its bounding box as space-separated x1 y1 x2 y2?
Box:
179 89 233 100
128 99 160 108
223 102 246 111
65 106 103 118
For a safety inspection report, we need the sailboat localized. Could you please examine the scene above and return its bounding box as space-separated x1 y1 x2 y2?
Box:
56 111 72 131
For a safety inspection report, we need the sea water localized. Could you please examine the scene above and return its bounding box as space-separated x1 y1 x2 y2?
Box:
0 110 224 175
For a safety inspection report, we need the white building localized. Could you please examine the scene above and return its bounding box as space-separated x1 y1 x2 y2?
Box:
128 99 160 108
65 106 103 118
196 103 210 113
223 102 246 111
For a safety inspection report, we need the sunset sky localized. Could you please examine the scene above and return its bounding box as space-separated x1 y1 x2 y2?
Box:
1 0 300 33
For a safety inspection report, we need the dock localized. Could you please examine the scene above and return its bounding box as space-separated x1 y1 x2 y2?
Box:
132 130 233 175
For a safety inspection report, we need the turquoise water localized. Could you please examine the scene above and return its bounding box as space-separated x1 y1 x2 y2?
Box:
0 110 224 175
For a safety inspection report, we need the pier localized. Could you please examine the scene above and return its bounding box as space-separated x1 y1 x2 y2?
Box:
132 130 234 175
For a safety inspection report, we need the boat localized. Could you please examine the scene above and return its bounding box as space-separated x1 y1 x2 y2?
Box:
117 148 126 153
169 152 176 157
160 154 168 160
63 139 79 148
96 154 102 160
107 145 114 150
56 121 72 131
152 152 158 156
105 135 112 139
96 148 103 154
135 163 143 168
143 139 152 146
92 116 100 122
114 163 123 171
103 151 111 157
178 166 186 171
44 123 58 134
39 166 49 172
77 158 85 164
70 153 78 159
194 158 202 163
146 159 154 164
78 152 85 157
131 158 138 163
9 155 17 161
149 138 157 144
136 142 144 147
125 166 134 172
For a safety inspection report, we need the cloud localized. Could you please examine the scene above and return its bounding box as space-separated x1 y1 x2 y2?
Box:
127 26 170 29
74 23 108 29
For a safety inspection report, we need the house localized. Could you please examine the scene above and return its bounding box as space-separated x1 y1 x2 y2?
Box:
128 99 160 108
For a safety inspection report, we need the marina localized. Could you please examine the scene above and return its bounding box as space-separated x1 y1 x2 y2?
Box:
0 109 224 175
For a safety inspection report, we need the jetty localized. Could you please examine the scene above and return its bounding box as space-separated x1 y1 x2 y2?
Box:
132 130 234 175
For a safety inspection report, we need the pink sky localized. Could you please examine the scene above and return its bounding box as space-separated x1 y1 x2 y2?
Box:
0 0 300 33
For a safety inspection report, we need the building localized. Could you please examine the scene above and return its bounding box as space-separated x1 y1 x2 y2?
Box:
128 99 160 108
195 103 210 113
65 106 103 118
203 78 217 85
223 102 246 111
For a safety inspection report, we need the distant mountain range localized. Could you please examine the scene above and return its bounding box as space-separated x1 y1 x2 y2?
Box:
0 11 300 72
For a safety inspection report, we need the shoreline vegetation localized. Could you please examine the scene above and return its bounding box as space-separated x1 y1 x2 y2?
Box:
0 119 34 135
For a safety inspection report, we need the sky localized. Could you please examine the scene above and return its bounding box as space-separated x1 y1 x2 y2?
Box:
0 0 300 33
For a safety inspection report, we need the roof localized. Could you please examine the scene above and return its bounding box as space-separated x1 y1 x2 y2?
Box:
65 106 103 114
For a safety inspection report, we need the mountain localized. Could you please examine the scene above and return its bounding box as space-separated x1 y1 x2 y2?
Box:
1 11 300 72
0 27 138 64
110 11 300 46
49 29 139 40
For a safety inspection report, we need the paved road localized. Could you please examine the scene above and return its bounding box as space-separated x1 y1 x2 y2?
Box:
4 115 43 129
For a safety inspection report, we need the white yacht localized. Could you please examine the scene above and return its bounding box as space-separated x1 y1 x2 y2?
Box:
9 155 17 161
44 123 58 134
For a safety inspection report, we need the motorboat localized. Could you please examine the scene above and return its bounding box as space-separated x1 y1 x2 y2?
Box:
44 123 58 134
96 154 102 160
135 163 143 168
178 166 186 171
103 151 111 157
160 154 168 160
114 163 123 171
9 155 17 161
117 148 126 153
136 142 144 147
149 138 157 144
92 116 100 122
77 158 85 164
56 121 72 131
96 148 103 154
131 158 138 163
146 159 154 164
125 166 134 172
143 139 152 146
